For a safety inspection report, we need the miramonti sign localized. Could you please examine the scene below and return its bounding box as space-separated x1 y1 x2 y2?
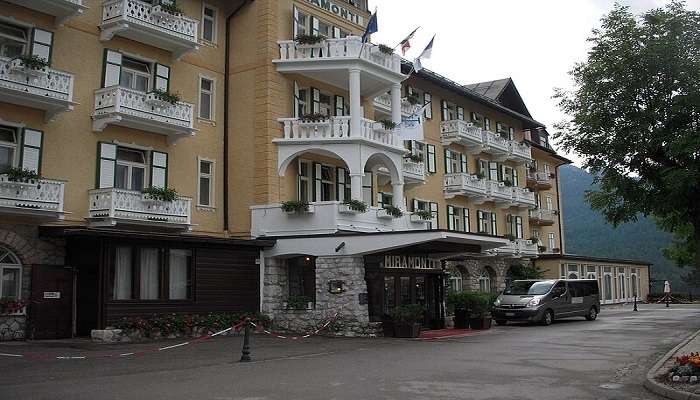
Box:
304 0 365 26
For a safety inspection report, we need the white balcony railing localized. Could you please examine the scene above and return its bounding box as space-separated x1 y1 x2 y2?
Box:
512 187 537 208
5 0 86 25
443 173 488 200
373 93 423 117
277 116 402 149
485 180 513 204
93 86 195 141
276 36 402 75
0 176 65 219
510 141 533 162
527 171 552 187
529 209 557 224
441 121 531 163
483 131 510 155
0 57 75 120
250 201 425 238
88 188 192 229
402 159 426 182
100 0 198 59
491 239 539 258
440 120 484 149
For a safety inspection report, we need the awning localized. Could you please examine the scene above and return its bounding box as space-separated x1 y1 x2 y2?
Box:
263 230 508 258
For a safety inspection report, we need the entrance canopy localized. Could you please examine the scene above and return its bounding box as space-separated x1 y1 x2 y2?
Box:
263 230 508 259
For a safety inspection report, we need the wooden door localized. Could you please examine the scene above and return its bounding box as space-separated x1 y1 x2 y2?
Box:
30 266 73 339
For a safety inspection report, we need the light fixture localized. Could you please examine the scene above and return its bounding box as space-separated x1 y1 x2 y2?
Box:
328 280 345 294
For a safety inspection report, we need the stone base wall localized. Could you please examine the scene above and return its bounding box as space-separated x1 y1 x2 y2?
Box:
263 256 377 337
0 315 26 341
446 258 534 293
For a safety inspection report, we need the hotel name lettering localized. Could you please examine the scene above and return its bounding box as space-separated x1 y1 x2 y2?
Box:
304 0 365 26
382 256 440 270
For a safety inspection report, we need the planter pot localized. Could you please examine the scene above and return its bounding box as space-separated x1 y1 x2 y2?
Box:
453 309 469 329
151 5 179 20
145 92 174 108
376 208 400 219
338 204 364 215
410 214 431 224
393 323 420 338
282 204 315 215
9 59 46 77
468 316 492 330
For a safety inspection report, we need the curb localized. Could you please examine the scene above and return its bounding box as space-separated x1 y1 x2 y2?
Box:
644 329 700 400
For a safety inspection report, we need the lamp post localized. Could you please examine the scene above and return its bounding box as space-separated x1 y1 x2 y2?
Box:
240 318 252 362
633 295 638 312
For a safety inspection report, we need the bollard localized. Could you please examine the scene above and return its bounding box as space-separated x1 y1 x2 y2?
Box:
666 295 670 308
633 295 638 312
240 318 252 362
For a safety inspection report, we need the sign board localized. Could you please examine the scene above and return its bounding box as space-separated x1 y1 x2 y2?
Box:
572 297 583 304
303 0 365 26
43 291 61 299
382 255 441 270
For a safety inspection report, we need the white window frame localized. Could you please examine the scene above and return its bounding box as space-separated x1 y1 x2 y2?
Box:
548 232 556 251
0 247 22 302
0 125 19 170
545 194 553 211
198 74 216 121
478 271 491 293
197 157 215 208
201 3 218 44
0 20 28 59
120 55 152 92
298 159 313 202
115 146 148 191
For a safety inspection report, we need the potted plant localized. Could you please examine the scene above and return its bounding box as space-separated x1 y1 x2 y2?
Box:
0 298 26 315
473 172 486 180
376 44 394 55
390 304 424 338
528 236 539 244
152 1 183 18
502 178 513 187
142 186 178 202
377 119 397 131
284 295 312 310
503 233 516 242
468 292 493 330
280 200 312 214
470 119 483 128
295 34 325 46
405 92 420 105
10 55 48 76
377 204 403 219
2 167 41 184
300 113 328 123
447 291 471 329
146 88 180 108
339 199 368 214
411 209 433 223
404 153 423 163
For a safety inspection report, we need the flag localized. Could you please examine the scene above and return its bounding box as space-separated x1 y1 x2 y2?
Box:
413 34 435 72
398 27 419 56
362 10 378 43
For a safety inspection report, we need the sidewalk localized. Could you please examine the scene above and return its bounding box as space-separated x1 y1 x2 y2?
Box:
645 329 700 400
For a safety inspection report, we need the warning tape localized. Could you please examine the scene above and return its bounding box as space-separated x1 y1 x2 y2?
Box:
0 320 247 361
249 311 340 340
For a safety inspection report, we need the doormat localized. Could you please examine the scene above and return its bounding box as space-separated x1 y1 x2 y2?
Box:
419 328 477 340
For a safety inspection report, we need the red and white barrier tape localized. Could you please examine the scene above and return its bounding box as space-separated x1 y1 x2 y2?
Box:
249 311 339 340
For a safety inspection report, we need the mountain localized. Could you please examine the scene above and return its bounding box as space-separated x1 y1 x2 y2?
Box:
559 164 686 293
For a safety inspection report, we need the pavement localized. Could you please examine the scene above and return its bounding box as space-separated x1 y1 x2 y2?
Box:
1 303 699 400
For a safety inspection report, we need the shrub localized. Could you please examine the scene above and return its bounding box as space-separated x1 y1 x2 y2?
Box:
382 204 403 218
286 295 312 310
377 44 394 55
0 298 26 314
295 34 325 45
2 167 40 182
343 199 368 213
143 186 178 202
113 312 271 337
378 119 397 130
156 2 183 15
502 178 513 187
15 55 48 70
413 209 434 221
390 304 425 324
405 153 423 163
406 92 420 105
281 200 310 213
447 291 492 316
300 113 328 122
473 172 486 180
149 88 181 105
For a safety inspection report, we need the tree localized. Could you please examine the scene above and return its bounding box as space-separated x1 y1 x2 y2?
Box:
554 2 700 271
508 263 545 281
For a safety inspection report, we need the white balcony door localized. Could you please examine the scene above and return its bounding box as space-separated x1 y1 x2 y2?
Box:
0 126 18 172
115 147 147 191
120 57 151 92
0 21 27 59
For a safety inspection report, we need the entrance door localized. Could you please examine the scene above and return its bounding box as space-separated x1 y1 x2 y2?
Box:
30 266 73 339
603 273 614 304
381 273 441 329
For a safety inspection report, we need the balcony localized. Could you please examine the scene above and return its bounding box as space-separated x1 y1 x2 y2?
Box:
373 93 422 117
444 173 488 201
250 201 426 238
483 131 511 159
0 176 65 219
485 180 514 207
0 57 75 121
93 87 195 142
5 0 87 25
100 0 199 59
490 239 539 258
526 171 552 189
87 188 192 230
275 36 405 96
276 116 404 150
510 141 533 163
529 209 557 226
440 121 532 163
511 187 537 208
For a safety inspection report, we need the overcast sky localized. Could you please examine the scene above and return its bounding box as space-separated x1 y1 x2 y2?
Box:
369 0 700 167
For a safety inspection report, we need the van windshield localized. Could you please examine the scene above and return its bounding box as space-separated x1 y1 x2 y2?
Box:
504 281 554 295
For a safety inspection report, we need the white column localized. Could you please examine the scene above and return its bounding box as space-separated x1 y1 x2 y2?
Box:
350 173 364 201
349 68 362 137
390 83 402 125
392 183 404 209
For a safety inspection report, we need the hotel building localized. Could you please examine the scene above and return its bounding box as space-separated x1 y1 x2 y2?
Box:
0 0 649 339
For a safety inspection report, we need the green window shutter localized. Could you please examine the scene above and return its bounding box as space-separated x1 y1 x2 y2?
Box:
97 142 117 189
20 129 43 174
423 92 432 119
154 63 170 92
429 202 439 229
293 81 301 118
102 49 122 88
426 144 436 173
312 162 321 202
293 6 301 37
444 149 451 174
440 100 449 121
310 16 320 35
334 95 345 116
311 87 321 114
412 199 419 212
336 167 347 201
463 208 470 233
508 127 515 140
457 106 464 121
491 213 497 235
513 168 519 186
30 28 53 65
460 153 467 173
447 205 455 230
150 151 168 188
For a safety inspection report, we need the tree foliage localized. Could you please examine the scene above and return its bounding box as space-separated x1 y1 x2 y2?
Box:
554 1 700 270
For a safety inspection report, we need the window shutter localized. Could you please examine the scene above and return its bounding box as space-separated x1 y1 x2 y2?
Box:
508 127 515 140
484 117 491 131
447 205 455 230
423 92 432 118
405 85 413 96
444 149 452 174
412 199 419 212
310 16 320 35
460 153 467 173
491 213 497 235
477 210 484 232
429 202 439 229
154 63 170 92
470 112 477 122
440 100 449 121
296 159 303 201
20 129 43 174
293 6 300 37
313 162 321 202
150 151 168 188
500 165 507 182
293 81 301 118
513 168 519 186
332 26 341 38
463 208 470 233
311 87 321 114
97 142 117 189
30 28 53 65
426 144 436 173
102 49 122 88
457 106 464 121
336 167 347 201
334 95 345 116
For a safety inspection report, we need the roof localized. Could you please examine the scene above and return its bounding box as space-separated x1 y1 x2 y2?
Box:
537 253 652 267
527 138 573 165
463 78 533 118
464 78 511 100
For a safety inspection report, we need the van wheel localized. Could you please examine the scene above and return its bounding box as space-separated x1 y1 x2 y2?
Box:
541 310 554 326
585 307 598 321
495 320 507 326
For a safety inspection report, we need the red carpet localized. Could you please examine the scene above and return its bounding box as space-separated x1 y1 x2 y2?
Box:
419 328 477 339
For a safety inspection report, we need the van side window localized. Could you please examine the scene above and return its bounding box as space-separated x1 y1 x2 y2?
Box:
568 282 581 297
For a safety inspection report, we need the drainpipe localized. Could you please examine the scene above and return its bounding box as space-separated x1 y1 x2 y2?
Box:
224 0 253 232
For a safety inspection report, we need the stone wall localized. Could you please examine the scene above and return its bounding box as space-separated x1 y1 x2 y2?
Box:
0 315 26 341
446 257 534 293
263 256 379 337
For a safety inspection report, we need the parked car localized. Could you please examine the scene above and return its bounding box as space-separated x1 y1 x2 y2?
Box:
492 279 600 326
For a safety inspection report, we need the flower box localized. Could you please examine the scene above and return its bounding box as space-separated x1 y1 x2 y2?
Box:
151 5 180 20
9 58 46 77
145 92 175 108
282 204 315 215
338 204 362 215
410 213 431 224
376 208 394 219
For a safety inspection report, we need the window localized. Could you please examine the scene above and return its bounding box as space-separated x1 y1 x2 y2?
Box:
548 233 556 251
0 247 22 301
202 4 217 43
115 147 147 191
423 92 433 119
447 205 470 232
120 57 150 92
545 194 553 211
297 160 312 203
288 256 316 303
377 192 393 209
477 210 497 235
426 144 436 173
112 247 192 301
488 162 499 181
447 267 463 293
478 271 491 293
484 117 492 131
198 159 214 207
199 76 215 120
319 165 335 201
0 126 18 172
362 172 373 205
440 100 463 121
508 215 523 239
567 264 580 279
414 199 438 229
295 85 341 117
0 21 27 59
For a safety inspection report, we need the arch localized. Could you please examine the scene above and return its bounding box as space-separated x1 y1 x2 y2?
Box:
479 266 497 293
278 147 352 177
446 264 466 293
363 151 403 185
0 246 23 300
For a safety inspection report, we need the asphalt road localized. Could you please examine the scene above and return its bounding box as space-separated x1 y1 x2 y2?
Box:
1 303 699 400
